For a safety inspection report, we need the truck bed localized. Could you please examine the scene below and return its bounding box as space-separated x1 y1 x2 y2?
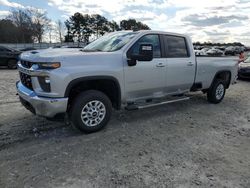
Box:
195 56 238 89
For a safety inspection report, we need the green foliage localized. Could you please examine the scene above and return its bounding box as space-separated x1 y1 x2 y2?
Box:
64 13 151 43
0 9 151 43
108 21 120 32
65 13 112 43
0 8 50 43
7 9 34 43
0 19 19 43
120 19 151 30
29 8 51 43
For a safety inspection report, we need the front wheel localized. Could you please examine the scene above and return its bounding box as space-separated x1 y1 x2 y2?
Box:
207 80 226 104
70 90 112 133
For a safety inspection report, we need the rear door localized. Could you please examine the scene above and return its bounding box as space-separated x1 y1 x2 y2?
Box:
162 35 196 94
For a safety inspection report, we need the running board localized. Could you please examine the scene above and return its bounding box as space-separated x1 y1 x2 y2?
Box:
125 96 190 111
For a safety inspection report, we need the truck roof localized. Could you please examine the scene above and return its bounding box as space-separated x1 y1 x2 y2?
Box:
116 30 189 38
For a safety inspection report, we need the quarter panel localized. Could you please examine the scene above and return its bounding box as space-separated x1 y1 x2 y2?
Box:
196 57 238 89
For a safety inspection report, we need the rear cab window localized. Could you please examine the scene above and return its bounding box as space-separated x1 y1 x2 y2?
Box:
162 35 189 58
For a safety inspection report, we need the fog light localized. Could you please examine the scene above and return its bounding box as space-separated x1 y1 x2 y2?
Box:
38 76 51 92
45 77 50 84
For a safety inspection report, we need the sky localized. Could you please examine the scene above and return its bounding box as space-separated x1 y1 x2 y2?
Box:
0 0 250 45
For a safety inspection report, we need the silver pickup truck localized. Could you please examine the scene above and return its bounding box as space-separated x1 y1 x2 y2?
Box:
16 30 238 133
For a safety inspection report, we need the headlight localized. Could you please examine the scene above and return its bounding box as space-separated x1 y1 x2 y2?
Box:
38 62 61 69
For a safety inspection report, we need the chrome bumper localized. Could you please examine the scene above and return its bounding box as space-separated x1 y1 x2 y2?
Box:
16 81 68 117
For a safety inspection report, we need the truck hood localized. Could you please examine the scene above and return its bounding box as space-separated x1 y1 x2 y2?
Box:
20 48 85 62
20 48 123 67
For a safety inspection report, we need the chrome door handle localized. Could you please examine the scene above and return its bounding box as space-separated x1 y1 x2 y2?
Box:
156 63 165 67
187 62 194 66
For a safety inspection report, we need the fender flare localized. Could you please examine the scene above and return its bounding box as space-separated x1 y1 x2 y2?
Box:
210 70 232 89
64 75 121 109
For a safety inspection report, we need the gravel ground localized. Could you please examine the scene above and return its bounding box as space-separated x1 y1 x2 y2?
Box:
0 68 250 188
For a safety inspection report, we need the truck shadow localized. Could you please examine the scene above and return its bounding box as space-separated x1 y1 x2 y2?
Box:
112 93 208 123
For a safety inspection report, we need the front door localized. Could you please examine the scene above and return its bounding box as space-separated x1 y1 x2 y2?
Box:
124 34 167 101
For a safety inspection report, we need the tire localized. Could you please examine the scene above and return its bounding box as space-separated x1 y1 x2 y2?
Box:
7 59 17 69
207 80 226 104
70 90 112 133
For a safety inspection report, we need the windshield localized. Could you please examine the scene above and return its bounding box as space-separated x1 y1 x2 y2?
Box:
83 31 138 52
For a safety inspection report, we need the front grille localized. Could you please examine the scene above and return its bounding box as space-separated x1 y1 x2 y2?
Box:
20 72 33 90
20 60 33 69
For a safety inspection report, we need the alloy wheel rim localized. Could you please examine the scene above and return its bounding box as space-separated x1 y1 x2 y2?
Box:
81 100 106 127
215 84 224 100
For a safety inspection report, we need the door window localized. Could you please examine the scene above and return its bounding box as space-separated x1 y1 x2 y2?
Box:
127 34 161 58
163 35 189 58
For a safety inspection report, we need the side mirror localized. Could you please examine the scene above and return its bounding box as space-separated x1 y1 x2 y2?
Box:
127 44 153 66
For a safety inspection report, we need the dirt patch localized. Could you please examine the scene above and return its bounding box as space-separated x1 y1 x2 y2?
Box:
0 69 250 188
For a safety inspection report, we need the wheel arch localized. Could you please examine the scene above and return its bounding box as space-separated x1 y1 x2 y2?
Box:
65 76 121 110
210 70 232 89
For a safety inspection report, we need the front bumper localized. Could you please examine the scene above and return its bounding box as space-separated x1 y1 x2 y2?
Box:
16 81 68 117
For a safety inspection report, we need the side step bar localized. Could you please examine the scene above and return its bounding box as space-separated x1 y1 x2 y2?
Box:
125 96 190 111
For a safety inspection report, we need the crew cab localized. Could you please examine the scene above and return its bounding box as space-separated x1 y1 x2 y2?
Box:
16 30 238 133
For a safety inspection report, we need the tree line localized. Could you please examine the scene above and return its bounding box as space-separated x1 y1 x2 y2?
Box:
65 12 150 43
0 8 150 44
0 8 50 43
193 41 245 47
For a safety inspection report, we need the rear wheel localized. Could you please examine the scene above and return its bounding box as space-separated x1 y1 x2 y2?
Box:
207 80 226 104
7 59 17 69
70 90 112 133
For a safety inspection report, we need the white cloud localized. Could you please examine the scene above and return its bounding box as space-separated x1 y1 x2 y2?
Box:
0 0 248 44
26 6 47 14
113 10 168 23
1 0 249 44
167 0 237 8
147 0 250 45
48 0 170 15
0 0 24 8
0 10 10 18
